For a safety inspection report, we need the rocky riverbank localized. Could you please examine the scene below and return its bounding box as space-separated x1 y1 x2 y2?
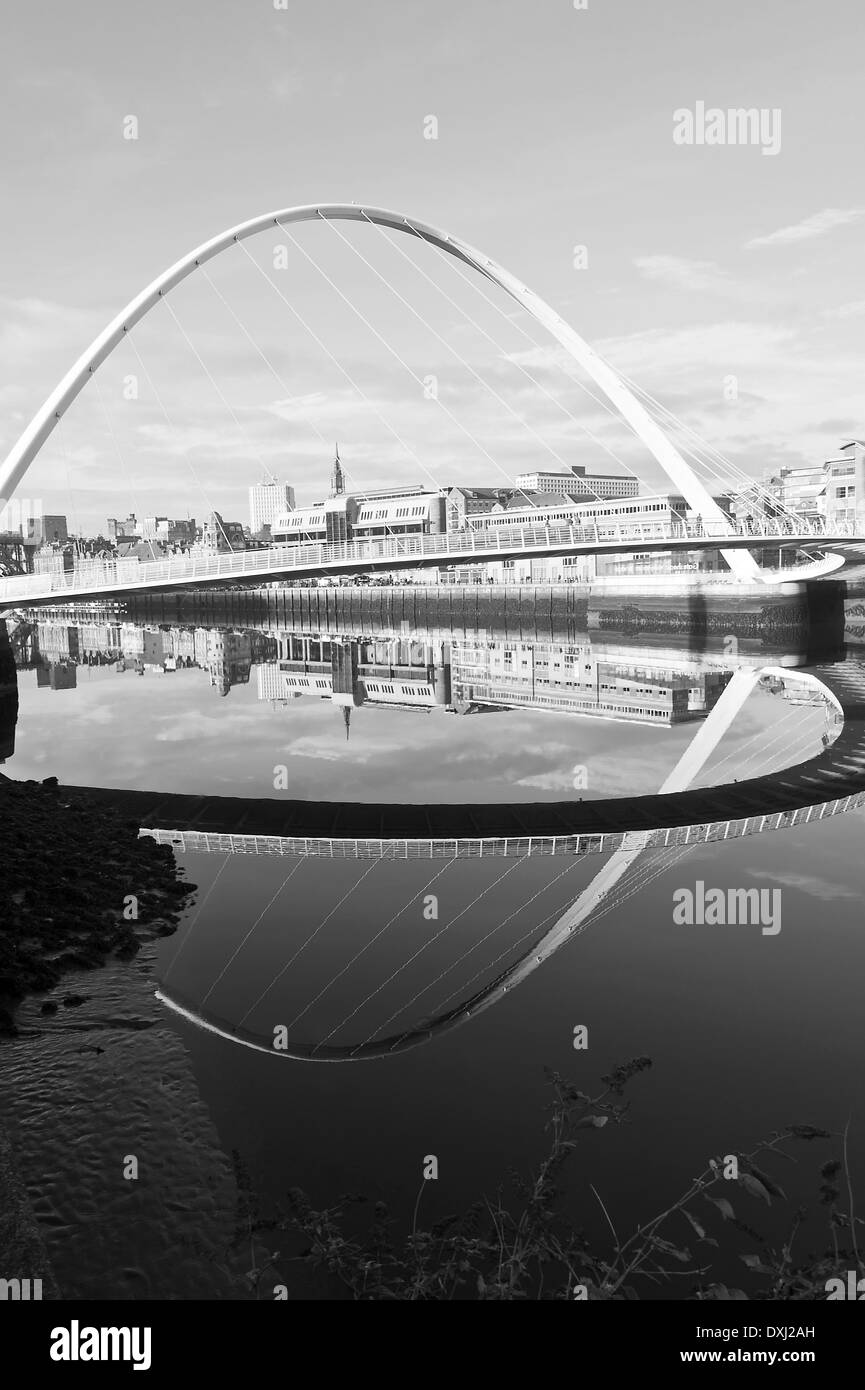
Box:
0 775 196 1035
0 775 252 1300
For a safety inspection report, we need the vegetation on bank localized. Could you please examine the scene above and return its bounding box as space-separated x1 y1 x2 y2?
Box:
217 1059 861 1301
0 777 194 1034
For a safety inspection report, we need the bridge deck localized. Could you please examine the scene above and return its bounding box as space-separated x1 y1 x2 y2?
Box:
0 519 853 607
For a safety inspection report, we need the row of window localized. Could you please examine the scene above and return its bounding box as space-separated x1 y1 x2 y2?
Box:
456 686 671 717
357 505 427 520
470 499 684 529
364 681 428 697
282 675 329 689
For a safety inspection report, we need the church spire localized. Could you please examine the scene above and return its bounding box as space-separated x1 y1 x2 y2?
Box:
342 704 351 741
330 442 344 497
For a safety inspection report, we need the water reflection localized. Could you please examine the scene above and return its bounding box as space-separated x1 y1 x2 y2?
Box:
3 584 861 1066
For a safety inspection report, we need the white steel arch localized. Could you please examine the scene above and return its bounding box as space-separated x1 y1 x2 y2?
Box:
0 202 759 580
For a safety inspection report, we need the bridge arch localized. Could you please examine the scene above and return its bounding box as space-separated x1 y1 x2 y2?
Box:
0 202 759 579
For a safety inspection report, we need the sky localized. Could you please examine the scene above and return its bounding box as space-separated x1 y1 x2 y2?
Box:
1 0 864 532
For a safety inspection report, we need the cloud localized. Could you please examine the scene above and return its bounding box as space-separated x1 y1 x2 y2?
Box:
745 208 865 250
745 870 859 902
825 300 865 321
633 256 737 295
283 736 362 763
514 771 578 793
0 296 95 363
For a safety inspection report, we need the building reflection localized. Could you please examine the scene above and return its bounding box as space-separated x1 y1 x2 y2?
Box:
13 611 834 731
3 604 855 1063
16 618 277 696
257 633 451 730
257 635 739 727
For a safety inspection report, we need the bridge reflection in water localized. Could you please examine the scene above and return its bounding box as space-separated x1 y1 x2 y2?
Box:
147 654 862 1061
5 596 863 1063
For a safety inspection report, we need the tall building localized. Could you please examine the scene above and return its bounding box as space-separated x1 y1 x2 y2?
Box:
249 480 296 534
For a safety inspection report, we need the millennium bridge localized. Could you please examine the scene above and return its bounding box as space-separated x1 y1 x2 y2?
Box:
0 515 854 609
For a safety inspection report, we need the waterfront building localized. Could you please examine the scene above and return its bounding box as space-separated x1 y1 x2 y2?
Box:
272 491 446 544
463 492 700 532
749 441 865 529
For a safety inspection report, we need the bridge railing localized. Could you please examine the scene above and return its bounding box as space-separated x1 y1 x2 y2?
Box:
0 513 853 602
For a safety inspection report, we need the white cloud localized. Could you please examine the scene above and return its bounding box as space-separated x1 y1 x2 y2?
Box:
0 296 95 362
745 208 865 250
826 300 865 321
633 256 736 295
745 870 858 902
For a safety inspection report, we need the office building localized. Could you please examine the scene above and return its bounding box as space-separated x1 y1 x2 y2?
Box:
249 480 296 534
273 491 446 544
513 467 639 499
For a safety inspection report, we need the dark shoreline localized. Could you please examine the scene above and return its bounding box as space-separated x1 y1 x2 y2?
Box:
0 776 196 1035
